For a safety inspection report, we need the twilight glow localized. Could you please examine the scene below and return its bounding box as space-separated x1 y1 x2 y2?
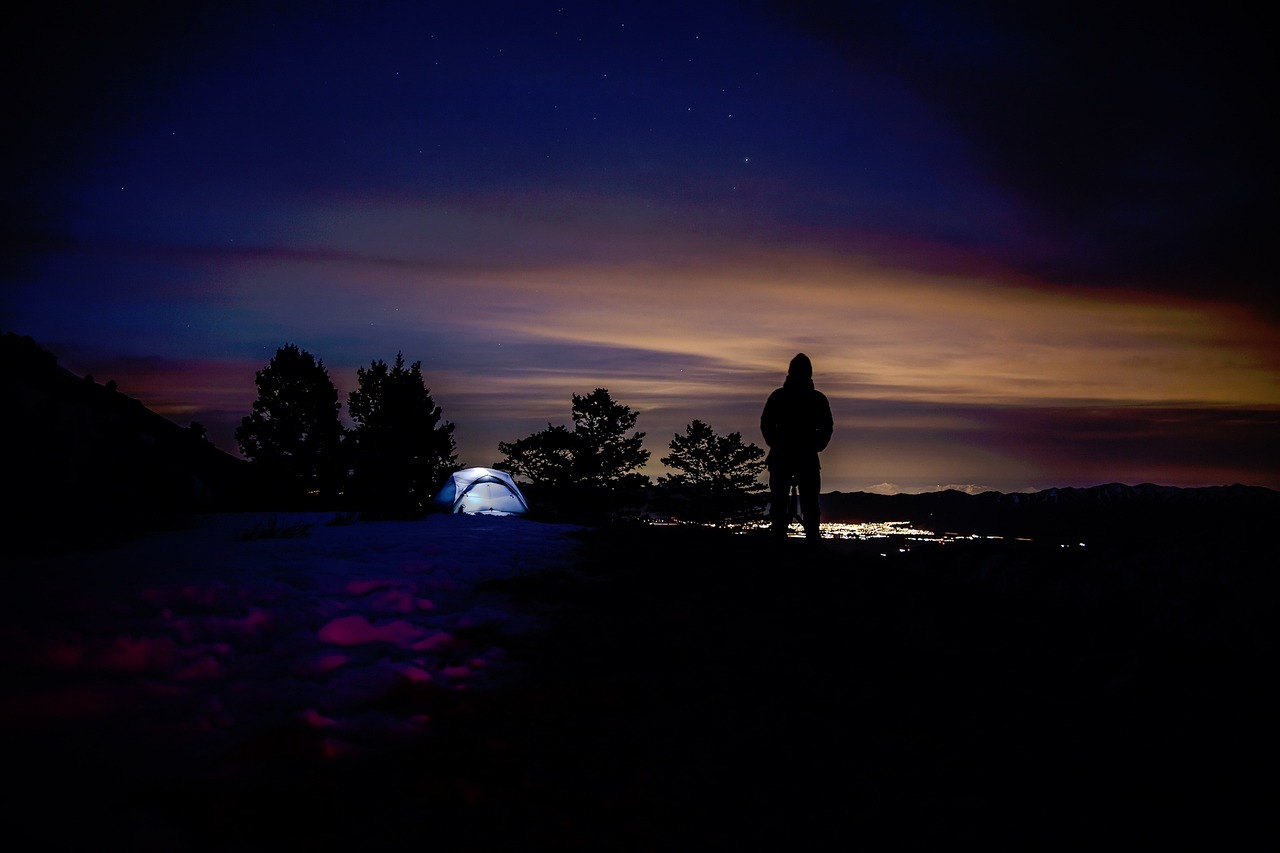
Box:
5 1 1276 493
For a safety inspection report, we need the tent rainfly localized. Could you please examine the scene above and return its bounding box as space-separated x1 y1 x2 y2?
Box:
433 467 530 516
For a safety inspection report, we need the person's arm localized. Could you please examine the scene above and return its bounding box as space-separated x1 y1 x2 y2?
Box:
760 392 779 447
814 393 833 452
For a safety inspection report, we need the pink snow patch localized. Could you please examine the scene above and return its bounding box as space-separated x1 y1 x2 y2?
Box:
242 607 272 631
318 614 425 646
97 635 177 673
400 666 434 683
316 653 351 673
441 665 471 679
165 616 198 643
179 583 225 605
342 582 420 612
302 708 339 728
175 655 226 680
320 737 353 760
372 589 417 612
296 652 351 675
417 598 436 610
410 630 454 651
345 579 391 596
207 607 272 637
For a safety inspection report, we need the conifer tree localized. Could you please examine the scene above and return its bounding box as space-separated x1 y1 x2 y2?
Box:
346 352 456 515
497 388 650 518
657 419 766 524
236 344 344 504
495 424 577 488
567 388 650 489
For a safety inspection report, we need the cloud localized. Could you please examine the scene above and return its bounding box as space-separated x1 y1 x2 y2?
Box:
39 201 1279 491
7 1 1276 493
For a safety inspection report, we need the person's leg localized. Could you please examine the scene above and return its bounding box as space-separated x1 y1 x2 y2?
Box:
798 469 821 539
769 468 791 536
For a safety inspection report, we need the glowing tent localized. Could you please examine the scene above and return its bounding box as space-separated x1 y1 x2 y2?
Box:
433 467 530 516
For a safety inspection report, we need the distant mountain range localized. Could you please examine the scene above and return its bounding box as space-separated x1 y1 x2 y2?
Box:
820 482 1279 541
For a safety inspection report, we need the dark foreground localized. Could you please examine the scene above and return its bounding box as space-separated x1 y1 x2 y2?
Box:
10 524 1275 851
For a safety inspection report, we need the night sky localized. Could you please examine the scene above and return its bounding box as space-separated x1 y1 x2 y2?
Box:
5 1 1277 493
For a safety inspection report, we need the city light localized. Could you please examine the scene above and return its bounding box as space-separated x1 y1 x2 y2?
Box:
734 520 965 543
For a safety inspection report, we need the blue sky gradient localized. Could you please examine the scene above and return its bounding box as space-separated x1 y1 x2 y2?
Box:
5 1 1276 492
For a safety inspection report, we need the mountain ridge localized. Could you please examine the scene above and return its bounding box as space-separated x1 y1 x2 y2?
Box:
2 332 249 549
819 481 1279 541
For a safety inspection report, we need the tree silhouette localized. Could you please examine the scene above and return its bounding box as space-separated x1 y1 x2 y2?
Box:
657 419 766 524
235 344 344 505
496 424 577 488
497 388 650 519
568 388 650 488
346 352 456 516
188 421 211 445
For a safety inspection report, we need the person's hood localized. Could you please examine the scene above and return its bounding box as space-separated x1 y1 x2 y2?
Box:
788 352 812 380
783 373 814 391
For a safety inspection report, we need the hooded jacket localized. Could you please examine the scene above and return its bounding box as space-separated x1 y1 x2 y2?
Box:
760 354 833 472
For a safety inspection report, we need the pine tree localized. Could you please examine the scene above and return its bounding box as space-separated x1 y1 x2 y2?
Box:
346 352 457 515
235 344 344 505
567 388 650 488
496 388 650 519
657 419 766 524
495 424 577 488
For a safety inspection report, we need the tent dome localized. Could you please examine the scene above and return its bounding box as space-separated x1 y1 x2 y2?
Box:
433 467 530 516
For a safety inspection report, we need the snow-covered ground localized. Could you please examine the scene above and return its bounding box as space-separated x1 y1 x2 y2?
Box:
4 509 1270 850
4 512 584 800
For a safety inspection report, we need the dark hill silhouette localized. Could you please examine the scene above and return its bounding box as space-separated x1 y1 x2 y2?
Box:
820 482 1280 543
1 332 248 551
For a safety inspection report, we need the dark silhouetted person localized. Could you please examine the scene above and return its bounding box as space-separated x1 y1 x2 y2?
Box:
760 353 833 540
